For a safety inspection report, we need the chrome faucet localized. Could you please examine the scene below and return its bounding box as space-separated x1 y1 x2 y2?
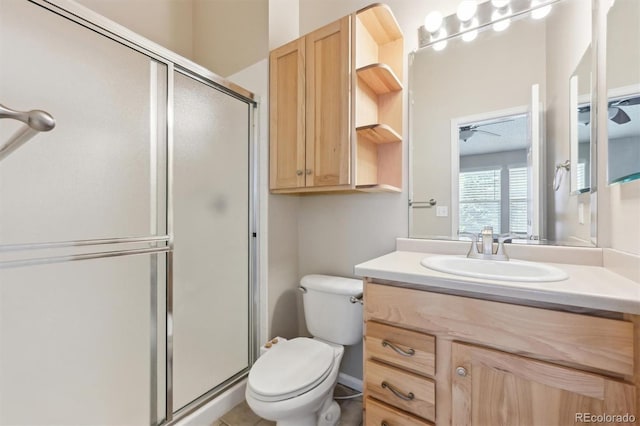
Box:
461 226 510 261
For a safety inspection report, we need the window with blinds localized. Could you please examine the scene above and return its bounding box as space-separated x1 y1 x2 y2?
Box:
459 169 501 234
509 166 528 234
459 166 529 235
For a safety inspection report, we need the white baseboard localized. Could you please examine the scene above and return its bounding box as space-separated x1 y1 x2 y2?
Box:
175 379 247 426
338 372 363 392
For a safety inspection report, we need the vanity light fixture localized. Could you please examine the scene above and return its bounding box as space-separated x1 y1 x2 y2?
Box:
419 0 558 50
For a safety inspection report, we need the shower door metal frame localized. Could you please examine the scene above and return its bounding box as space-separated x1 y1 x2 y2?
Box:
9 1 260 425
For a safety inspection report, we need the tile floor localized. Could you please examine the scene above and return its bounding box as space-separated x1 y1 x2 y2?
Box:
212 384 363 426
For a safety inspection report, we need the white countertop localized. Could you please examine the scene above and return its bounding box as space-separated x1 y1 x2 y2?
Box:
355 251 640 314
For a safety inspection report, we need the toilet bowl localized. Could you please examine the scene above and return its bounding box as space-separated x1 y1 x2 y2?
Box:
246 338 344 426
245 275 363 426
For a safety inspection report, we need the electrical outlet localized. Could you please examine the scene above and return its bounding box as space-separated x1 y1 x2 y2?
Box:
436 206 448 217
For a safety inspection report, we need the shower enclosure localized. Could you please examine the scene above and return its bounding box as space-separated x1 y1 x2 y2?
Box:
0 1 257 424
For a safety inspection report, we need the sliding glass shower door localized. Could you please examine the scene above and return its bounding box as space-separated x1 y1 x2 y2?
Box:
1 0 256 424
172 71 252 411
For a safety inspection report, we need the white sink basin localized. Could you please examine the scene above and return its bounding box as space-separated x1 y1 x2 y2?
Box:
420 255 569 282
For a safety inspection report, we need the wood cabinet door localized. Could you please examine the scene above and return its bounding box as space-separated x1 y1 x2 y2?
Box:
305 16 351 187
269 37 305 189
451 342 636 426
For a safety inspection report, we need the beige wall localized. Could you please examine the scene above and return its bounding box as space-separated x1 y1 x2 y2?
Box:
75 0 194 58
193 0 269 76
544 0 592 244
76 0 269 78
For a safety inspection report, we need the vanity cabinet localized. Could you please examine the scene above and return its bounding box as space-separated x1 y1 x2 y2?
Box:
269 4 403 194
363 281 638 426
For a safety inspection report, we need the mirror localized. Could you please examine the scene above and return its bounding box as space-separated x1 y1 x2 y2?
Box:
606 0 640 185
409 0 595 245
570 46 592 194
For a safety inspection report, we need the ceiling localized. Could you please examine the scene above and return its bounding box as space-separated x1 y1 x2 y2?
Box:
459 114 529 156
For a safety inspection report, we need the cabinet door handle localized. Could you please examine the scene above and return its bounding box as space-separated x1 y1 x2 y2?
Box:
296 169 303 176
381 422 390 426
382 340 416 357
381 381 415 401
456 366 468 377
305 168 312 175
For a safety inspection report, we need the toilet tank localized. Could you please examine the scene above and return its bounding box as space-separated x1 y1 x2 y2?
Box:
300 275 363 346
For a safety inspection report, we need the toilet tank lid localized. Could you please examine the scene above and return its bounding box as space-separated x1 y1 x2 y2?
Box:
300 274 362 296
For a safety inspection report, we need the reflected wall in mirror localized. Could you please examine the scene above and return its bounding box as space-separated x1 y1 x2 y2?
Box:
410 0 594 246
570 45 592 194
606 0 640 185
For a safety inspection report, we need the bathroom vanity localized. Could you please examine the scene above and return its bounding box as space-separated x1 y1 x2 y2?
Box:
355 241 640 426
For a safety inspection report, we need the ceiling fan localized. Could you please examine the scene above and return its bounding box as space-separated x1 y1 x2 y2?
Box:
578 95 640 125
459 124 501 142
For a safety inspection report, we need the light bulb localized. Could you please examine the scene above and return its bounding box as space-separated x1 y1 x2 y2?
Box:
461 18 479 42
492 8 511 31
491 0 510 8
424 11 443 33
531 0 552 19
457 0 478 23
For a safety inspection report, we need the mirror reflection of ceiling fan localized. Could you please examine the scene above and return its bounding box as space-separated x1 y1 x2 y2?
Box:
459 123 501 142
578 95 640 126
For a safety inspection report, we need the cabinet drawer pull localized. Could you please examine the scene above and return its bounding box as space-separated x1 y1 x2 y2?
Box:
382 340 416 357
381 381 415 401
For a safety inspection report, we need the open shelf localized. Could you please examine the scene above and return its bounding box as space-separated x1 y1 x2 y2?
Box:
356 124 402 144
355 183 402 193
356 4 403 45
357 63 403 95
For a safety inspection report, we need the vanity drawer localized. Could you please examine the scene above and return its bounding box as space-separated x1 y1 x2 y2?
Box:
365 359 435 422
366 321 435 377
365 397 434 426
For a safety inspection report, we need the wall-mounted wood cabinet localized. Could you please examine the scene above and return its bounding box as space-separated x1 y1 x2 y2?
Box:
269 4 403 194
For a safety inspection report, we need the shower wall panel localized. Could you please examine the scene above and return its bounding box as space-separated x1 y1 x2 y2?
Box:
0 253 166 425
0 0 167 244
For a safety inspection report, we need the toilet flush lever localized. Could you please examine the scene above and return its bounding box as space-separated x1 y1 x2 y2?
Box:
298 286 307 293
349 294 363 305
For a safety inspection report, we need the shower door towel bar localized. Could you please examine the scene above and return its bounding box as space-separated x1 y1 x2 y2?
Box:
0 103 55 162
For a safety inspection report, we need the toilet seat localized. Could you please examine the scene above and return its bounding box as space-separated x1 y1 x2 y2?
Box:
248 338 335 402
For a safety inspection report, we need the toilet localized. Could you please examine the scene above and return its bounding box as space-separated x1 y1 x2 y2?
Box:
245 275 363 426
